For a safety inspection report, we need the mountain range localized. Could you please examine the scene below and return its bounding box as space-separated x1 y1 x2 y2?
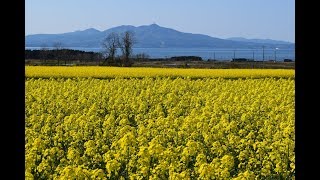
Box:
25 24 294 49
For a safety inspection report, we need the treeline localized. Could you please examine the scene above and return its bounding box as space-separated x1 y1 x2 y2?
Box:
170 56 202 61
25 49 205 67
25 49 103 62
25 49 203 62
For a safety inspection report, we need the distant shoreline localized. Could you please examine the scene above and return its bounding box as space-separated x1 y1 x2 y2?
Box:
25 47 295 61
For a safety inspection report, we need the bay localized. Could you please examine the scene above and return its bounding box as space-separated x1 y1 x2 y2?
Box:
25 47 295 61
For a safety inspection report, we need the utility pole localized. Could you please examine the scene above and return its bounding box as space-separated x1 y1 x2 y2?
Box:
262 45 265 61
214 52 215 60
253 51 255 61
233 50 236 59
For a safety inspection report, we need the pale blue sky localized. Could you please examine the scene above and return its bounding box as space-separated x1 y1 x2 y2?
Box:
26 0 295 42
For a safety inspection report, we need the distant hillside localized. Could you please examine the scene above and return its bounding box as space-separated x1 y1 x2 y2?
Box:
26 24 295 49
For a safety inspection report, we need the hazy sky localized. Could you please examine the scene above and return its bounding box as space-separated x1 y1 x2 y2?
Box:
26 0 295 42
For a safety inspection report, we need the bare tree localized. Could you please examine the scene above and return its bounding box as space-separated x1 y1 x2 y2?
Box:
53 42 63 50
135 53 150 62
101 32 120 65
120 31 136 66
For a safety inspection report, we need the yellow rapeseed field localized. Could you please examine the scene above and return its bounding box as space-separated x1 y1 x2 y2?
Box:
25 67 295 179
25 66 294 78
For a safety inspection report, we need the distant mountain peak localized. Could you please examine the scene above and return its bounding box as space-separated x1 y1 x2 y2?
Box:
118 25 135 28
72 28 101 34
26 24 295 48
84 28 100 32
138 23 161 28
150 23 160 27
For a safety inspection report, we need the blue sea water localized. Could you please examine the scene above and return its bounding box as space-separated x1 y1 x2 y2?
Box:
25 47 295 61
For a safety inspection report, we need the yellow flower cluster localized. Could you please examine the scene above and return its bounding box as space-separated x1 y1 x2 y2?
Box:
25 66 294 79
26 75 294 179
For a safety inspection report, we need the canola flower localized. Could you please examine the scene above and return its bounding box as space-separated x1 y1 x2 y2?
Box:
25 75 294 179
25 66 294 79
